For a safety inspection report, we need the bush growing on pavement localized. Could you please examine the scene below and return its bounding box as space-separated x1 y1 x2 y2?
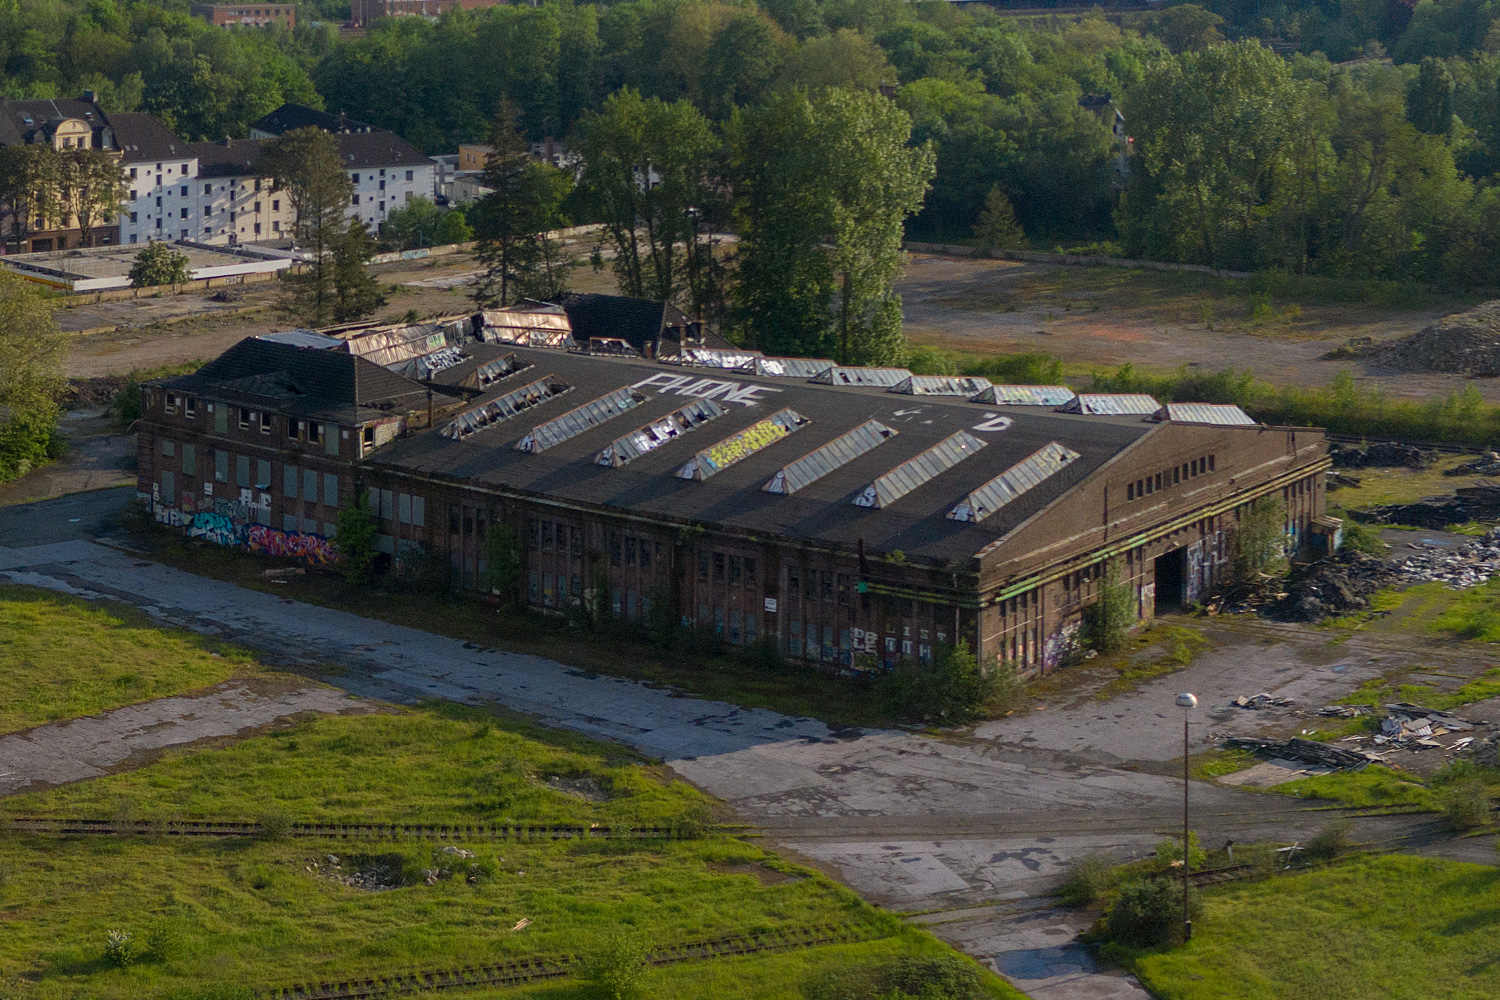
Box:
1083 562 1135 654
875 640 1010 723
1059 853 1115 907
1154 832 1207 869
1105 876 1198 949
1305 818 1353 861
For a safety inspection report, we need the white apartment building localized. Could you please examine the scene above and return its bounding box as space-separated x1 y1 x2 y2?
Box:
116 106 435 247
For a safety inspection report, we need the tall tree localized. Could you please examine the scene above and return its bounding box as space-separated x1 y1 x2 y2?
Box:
470 99 572 309
0 272 65 482
1407 56 1456 136
59 148 127 247
0 145 61 252
261 127 353 326
332 219 386 323
575 88 719 305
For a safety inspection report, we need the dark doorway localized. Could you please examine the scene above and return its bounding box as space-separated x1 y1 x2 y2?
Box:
1154 549 1186 614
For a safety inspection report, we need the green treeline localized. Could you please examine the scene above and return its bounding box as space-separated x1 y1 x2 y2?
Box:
4 2 1498 281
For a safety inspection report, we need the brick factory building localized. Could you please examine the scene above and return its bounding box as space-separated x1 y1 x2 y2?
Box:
191 3 296 28
137 303 1331 674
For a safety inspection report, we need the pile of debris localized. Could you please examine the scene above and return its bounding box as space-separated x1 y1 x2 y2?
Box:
1227 693 1296 710
1329 441 1438 470
308 853 405 891
1223 735 1371 770
1374 300 1500 375
1360 486 1500 530
1271 549 1399 621
1331 703 1488 766
1445 451 1500 477
1389 525 1500 588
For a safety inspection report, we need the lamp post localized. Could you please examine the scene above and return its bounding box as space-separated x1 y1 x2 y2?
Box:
1176 691 1197 943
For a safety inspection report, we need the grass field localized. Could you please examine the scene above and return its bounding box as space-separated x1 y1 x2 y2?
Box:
4 702 704 828
1133 855 1500 1000
0 694 1023 999
0 584 264 735
1326 457 1481 513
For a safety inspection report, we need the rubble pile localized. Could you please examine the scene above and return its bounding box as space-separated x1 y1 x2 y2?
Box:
1329 441 1438 470
1375 300 1500 375
1389 525 1500 587
1223 735 1371 770
308 853 404 891
1228 693 1296 710
1272 549 1399 621
1462 733 1500 768
1445 451 1500 477
1332 704 1487 764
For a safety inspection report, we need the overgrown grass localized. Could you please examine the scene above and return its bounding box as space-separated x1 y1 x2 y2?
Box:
1274 766 1436 809
1092 626 1210 701
4 702 702 828
1132 855 1500 1000
1432 578 1500 645
0 584 263 734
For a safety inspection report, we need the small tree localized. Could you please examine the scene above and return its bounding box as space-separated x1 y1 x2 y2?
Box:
262 127 354 326
128 242 190 288
1105 876 1197 949
1083 562 1136 654
335 491 379 584
1232 496 1289 582
875 640 1005 723
434 207 473 245
331 218 386 323
972 185 1026 255
480 522 523 603
382 196 444 248
581 932 648 1000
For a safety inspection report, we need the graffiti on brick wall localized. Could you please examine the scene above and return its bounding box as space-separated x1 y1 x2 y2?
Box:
213 498 249 521
186 511 245 547
1044 622 1080 672
246 525 339 565
154 506 190 528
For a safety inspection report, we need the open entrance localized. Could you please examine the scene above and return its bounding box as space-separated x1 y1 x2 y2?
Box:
1154 548 1186 614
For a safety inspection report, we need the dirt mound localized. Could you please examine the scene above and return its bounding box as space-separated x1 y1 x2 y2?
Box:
1329 441 1438 469
1271 550 1398 622
1376 300 1500 374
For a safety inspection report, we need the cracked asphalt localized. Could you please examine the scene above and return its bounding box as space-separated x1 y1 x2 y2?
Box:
0 499 1482 998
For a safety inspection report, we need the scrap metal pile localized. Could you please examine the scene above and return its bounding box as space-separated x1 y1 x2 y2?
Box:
1361 485 1500 530
1389 526 1500 588
1222 703 1494 774
1328 441 1439 470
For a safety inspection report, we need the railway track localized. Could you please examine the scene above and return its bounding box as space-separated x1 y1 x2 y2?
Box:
266 923 882 999
3 817 706 841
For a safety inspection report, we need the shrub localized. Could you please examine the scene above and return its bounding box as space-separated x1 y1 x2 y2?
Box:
129 243 190 287
256 809 292 842
104 929 136 968
1154 832 1207 870
581 932 649 1000
335 492 379 584
1441 779 1493 832
875 640 1006 723
1083 562 1135 654
1058 854 1114 908
1233 496 1289 582
144 918 184 961
1105 876 1197 949
803 954 985 1000
1304 818 1352 861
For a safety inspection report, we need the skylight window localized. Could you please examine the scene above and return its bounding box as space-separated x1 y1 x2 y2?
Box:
677 409 809 480
473 353 529 388
439 376 570 440
890 375 992 396
673 348 763 369
811 366 912 388
972 384 1076 406
515 387 646 453
597 398 726 467
764 420 896 495
852 431 987 508
948 442 1081 523
738 357 836 379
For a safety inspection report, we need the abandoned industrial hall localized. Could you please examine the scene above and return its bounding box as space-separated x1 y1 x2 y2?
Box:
137 301 1331 675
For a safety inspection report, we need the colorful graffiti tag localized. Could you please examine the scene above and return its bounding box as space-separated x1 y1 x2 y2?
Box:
246 525 339 565
186 511 246 547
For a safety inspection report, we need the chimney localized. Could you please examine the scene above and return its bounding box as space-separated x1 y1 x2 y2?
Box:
221 135 232 146
83 90 99 105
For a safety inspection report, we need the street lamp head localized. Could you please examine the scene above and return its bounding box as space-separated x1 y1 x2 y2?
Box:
1176 692 1198 710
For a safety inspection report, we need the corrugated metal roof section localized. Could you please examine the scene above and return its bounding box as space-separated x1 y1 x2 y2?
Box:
852 430 988 508
738 357 836 379
810 366 912 388
343 324 450 369
891 375 993 396
764 420 898 495
678 408 810 481
948 442 1082 523
1057 393 1162 415
393 345 466 381
440 376 572 441
515 387 647 453
256 330 344 350
972 384 1077 406
1153 403 1257 426
598 398 727 467
474 353 529 389
671 348 763 369
478 307 575 349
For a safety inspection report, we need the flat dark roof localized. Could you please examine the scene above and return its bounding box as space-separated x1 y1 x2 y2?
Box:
367 349 1156 564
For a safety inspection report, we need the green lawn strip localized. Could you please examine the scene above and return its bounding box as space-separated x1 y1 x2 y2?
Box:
491 934 1028 999
1093 626 1208 701
0 584 265 735
1132 855 1500 1000
1432 577 1500 644
1273 767 1438 810
4 703 702 828
124 521 895 727
0 833 890 998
